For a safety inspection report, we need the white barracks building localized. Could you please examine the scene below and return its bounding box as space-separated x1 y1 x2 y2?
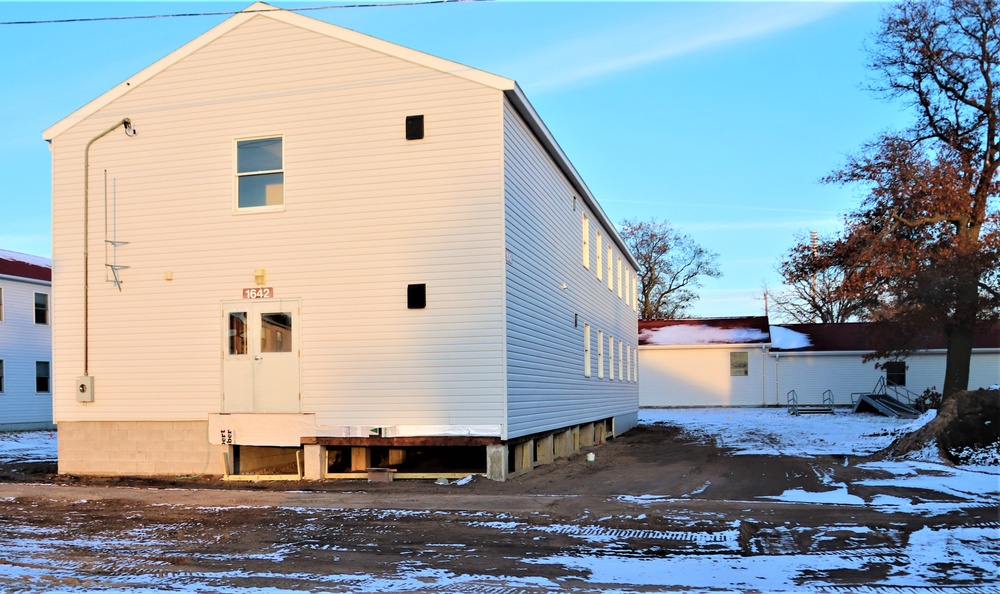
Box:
45 3 639 480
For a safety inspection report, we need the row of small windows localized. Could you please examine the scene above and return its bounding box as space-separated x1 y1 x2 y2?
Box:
0 360 50 393
0 289 49 325
583 324 637 383
581 213 638 312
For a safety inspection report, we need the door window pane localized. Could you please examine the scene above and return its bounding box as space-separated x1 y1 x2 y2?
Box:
228 312 247 355
260 312 292 352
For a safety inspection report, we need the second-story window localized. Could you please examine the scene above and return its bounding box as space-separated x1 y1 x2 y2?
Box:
237 136 284 209
34 293 49 325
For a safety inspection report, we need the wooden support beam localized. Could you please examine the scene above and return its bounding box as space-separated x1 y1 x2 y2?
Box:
302 436 501 447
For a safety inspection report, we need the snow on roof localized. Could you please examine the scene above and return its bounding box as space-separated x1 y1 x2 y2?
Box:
768 325 812 350
639 317 770 346
0 249 51 282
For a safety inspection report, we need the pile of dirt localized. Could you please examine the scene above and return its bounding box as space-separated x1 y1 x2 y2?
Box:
884 389 1000 464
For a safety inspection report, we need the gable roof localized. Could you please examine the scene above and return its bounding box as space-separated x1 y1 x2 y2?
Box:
639 317 770 347
0 250 52 282
42 2 637 270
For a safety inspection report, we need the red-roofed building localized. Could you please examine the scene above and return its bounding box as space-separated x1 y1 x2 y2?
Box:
0 250 54 430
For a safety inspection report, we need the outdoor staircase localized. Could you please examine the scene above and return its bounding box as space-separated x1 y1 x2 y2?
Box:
786 389 835 415
851 377 921 419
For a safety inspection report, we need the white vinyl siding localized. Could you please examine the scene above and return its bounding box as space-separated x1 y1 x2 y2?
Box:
0 276 52 429
639 346 768 407
503 99 638 438
49 15 506 428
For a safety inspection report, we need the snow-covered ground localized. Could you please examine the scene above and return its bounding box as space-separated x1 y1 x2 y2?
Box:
1 410 997 593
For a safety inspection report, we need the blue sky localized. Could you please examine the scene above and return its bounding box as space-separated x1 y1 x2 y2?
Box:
0 1 910 317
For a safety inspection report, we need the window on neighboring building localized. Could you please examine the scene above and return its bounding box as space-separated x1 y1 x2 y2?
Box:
596 233 603 281
581 213 590 269
36 361 50 393
633 275 639 312
0 360 4 393
885 361 906 386
583 324 591 377
0 287 4 322
236 136 284 209
34 293 48 325
730 352 749 376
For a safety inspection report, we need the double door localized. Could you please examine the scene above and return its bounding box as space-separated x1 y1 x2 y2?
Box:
222 300 300 413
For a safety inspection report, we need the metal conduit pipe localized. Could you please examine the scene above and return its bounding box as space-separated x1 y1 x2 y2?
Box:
82 118 136 377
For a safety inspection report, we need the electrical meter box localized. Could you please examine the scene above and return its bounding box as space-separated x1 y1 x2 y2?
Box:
76 376 94 402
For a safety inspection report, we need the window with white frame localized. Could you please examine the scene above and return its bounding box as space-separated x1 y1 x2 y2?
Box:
633 275 638 312
597 330 604 379
607 247 614 290
0 287 4 322
34 292 48 325
596 233 603 281
617 256 623 299
583 324 592 377
36 361 50 393
236 136 284 209
581 213 590 269
608 334 614 380
618 340 624 380
730 352 749 377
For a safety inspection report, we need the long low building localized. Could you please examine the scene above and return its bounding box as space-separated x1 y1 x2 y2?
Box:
639 318 999 408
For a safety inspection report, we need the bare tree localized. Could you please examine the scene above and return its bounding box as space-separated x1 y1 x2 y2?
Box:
787 0 1000 396
768 233 876 324
620 219 721 319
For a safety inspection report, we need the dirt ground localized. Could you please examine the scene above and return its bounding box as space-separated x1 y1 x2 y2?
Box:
0 424 997 592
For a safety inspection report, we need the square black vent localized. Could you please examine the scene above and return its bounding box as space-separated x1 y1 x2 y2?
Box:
407 283 426 309
406 115 424 140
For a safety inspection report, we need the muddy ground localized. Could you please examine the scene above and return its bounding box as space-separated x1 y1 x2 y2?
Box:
0 424 997 592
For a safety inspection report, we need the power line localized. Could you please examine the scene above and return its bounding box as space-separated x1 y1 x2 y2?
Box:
0 0 485 26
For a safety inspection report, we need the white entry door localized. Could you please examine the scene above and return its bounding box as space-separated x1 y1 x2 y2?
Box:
223 300 300 413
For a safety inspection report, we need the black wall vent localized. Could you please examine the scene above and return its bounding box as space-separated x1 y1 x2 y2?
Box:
406 115 424 140
407 283 426 309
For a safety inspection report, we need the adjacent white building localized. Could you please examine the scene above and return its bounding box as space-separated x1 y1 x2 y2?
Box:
45 3 639 480
0 250 54 431
639 318 999 408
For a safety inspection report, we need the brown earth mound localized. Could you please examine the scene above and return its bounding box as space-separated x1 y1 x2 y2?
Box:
885 389 1000 463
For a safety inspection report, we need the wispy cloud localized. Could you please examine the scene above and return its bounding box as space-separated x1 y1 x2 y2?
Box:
679 218 842 232
503 3 846 94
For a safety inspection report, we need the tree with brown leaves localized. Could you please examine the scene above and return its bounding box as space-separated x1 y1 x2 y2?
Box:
620 219 721 319
785 0 1000 396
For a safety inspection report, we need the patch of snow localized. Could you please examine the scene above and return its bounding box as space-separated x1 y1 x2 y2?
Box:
0 431 57 464
769 325 812 349
0 249 50 267
760 483 866 505
640 324 768 345
640 408 933 457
